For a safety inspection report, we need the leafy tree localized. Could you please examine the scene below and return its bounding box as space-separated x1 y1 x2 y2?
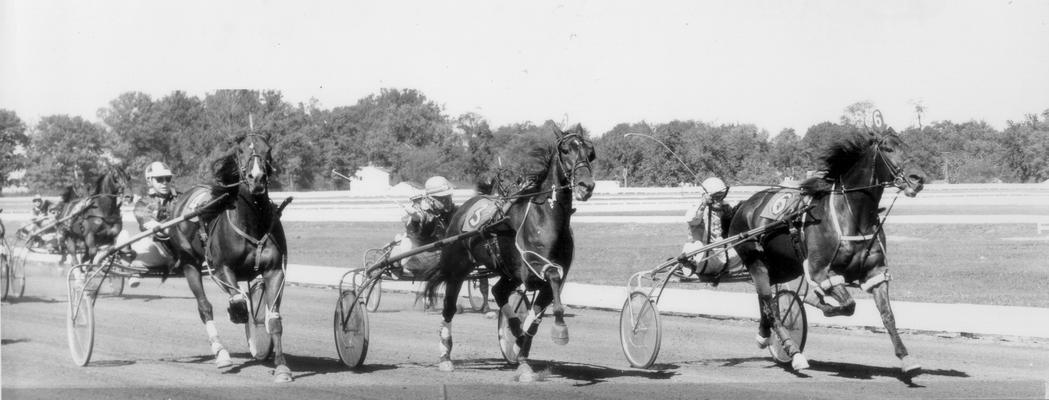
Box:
24 115 111 192
0 109 29 192
1000 110 1049 182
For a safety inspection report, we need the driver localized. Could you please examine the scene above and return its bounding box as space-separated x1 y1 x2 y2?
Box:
678 177 741 280
404 176 457 241
391 176 457 278
120 161 179 288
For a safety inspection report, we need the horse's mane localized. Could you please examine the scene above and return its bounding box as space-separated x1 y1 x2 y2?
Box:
819 131 875 180
60 186 77 203
209 150 242 200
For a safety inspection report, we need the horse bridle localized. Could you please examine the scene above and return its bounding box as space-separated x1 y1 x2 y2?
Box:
840 135 911 194
224 133 273 190
555 132 594 193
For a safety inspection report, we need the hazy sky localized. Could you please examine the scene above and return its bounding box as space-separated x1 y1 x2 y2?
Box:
2 0 1048 136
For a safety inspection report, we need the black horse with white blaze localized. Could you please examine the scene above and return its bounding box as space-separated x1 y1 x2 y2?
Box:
423 124 596 381
728 121 924 375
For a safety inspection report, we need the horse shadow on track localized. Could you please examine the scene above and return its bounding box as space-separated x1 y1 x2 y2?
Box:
700 356 968 388
220 353 398 380
2 296 60 304
454 358 677 386
2 338 31 346
110 293 194 302
806 359 968 388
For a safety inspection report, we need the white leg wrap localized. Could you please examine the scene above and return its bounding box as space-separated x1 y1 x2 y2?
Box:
522 310 539 331
861 271 892 293
266 311 281 334
438 321 452 357
205 321 219 341
439 321 452 340
211 341 225 355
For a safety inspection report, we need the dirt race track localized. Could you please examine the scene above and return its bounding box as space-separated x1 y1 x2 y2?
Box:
2 267 1047 400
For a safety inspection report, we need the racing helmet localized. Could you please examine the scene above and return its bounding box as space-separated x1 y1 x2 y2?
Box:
32 194 43 203
701 177 728 195
424 176 454 197
144 161 173 179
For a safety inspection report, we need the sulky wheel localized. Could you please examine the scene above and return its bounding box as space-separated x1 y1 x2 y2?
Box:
497 290 531 364
66 266 96 366
245 279 274 360
768 290 808 363
1 250 9 301
333 289 369 368
619 291 662 369
466 278 489 312
9 244 28 299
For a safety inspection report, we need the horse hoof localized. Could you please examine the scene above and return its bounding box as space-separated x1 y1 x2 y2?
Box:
215 349 232 369
227 296 249 324
901 356 922 376
516 364 535 383
550 324 569 345
273 365 293 383
437 359 454 372
791 353 810 371
755 334 770 349
484 311 497 320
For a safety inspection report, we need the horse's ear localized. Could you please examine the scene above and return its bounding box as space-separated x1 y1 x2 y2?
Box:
553 125 564 138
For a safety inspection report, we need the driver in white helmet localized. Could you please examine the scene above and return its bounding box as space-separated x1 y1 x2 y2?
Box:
678 177 740 280
404 176 457 241
122 161 180 288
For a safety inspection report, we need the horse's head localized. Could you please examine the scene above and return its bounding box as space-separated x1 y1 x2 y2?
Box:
553 124 597 201
102 165 133 205
235 133 275 195
872 128 924 197
822 112 924 198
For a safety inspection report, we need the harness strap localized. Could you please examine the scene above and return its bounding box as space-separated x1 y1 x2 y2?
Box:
225 209 272 273
513 201 563 281
829 190 874 242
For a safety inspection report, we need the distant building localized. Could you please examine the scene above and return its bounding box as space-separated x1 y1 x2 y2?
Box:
350 164 392 194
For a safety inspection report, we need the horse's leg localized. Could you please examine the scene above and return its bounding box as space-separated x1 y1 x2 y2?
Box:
748 261 808 370
545 268 569 346
184 264 232 368
437 268 465 372
516 285 552 382
870 281 921 376
260 267 292 382
213 264 248 323
479 277 492 314
492 277 523 336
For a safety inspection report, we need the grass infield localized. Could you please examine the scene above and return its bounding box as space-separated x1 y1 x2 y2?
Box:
284 221 1048 308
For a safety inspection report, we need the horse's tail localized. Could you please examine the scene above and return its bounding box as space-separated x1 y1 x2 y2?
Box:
60 186 77 203
422 257 449 306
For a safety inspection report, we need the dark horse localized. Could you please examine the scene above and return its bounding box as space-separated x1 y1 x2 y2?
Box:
56 165 132 265
727 121 924 374
166 133 291 382
424 124 596 381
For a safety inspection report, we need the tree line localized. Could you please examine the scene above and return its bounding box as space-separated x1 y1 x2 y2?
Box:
2 89 1048 195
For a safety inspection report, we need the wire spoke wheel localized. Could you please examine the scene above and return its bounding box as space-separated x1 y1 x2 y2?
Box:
497 291 531 364
66 267 96 366
333 290 368 368
245 279 274 360
10 244 28 299
1 249 10 301
768 290 808 363
467 278 488 311
619 291 661 369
